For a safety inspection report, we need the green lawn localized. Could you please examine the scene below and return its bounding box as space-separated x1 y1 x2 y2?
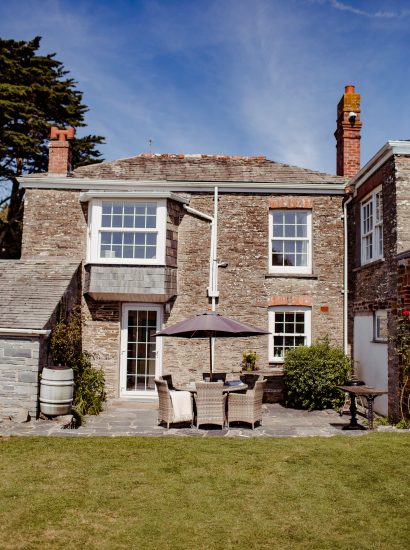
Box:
1 434 409 549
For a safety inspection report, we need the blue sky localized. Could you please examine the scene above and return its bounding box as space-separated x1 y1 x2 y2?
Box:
1 0 410 175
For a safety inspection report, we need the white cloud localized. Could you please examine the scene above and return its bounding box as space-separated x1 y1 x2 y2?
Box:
328 0 410 19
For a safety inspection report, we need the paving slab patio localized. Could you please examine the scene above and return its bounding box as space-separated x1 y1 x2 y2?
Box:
1 399 404 438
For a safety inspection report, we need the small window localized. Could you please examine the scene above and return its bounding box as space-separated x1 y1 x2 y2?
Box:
361 188 383 264
374 310 388 342
88 199 166 264
269 210 312 274
268 306 311 363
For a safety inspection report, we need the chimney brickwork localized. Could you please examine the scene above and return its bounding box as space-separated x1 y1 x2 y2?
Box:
48 126 75 176
335 85 362 178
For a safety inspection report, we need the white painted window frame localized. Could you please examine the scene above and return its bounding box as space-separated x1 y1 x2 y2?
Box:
361 186 383 265
120 303 163 398
87 199 166 265
268 210 312 275
268 306 311 363
373 309 388 343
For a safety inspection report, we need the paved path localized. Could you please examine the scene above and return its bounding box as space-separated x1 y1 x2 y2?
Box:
0 400 402 438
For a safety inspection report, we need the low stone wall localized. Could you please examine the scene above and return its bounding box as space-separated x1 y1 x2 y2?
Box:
0 335 44 419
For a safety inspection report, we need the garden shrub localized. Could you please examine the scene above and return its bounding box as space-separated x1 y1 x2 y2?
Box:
49 306 106 418
283 338 352 411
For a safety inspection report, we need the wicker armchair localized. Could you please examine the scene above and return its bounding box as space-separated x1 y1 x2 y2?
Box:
228 379 266 429
161 374 175 390
195 381 227 429
155 379 193 429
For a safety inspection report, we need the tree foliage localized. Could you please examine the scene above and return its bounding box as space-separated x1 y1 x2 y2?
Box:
0 36 104 257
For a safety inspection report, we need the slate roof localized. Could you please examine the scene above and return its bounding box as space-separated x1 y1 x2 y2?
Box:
0 258 80 330
72 153 347 185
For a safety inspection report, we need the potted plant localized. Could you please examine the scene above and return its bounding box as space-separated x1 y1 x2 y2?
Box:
241 350 258 372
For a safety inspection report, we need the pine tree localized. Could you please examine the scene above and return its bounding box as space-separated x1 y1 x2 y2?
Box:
0 36 104 258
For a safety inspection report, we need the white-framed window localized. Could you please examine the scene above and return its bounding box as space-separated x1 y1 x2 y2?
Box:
361 187 383 265
88 199 166 264
373 310 388 343
268 306 311 363
269 210 312 274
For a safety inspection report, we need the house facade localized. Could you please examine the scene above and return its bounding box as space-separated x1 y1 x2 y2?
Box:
346 140 410 420
18 150 347 403
7 84 408 420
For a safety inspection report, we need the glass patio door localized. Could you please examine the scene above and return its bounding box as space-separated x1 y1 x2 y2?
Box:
120 304 162 397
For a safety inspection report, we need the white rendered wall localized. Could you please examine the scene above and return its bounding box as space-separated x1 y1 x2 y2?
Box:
353 315 388 416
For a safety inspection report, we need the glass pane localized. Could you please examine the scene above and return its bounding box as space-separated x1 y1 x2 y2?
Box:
127 375 136 390
296 224 307 238
146 247 156 259
127 359 136 374
285 336 294 347
136 376 145 390
284 212 295 225
137 360 147 375
295 336 305 347
147 203 157 216
146 216 156 229
284 241 295 253
134 247 145 258
102 202 112 215
146 233 157 246
295 212 307 225
284 224 295 238
273 224 283 237
112 203 123 215
101 214 111 227
284 254 295 266
135 216 145 228
295 323 304 334
275 322 284 333
123 215 134 228
295 313 304 323
273 212 283 225
285 323 294 334
276 313 284 322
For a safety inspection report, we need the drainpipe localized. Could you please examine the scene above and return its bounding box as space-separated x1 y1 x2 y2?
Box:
343 195 353 355
183 187 219 374
183 186 219 309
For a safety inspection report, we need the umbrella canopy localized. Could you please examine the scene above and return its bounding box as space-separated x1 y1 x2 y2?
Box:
155 311 270 378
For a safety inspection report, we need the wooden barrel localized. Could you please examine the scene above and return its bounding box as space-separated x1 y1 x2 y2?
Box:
40 366 74 416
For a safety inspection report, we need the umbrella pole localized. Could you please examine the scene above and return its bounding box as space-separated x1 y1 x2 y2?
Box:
209 336 213 382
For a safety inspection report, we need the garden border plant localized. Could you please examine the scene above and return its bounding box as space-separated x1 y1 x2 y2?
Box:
393 309 410 428
283 336 352 411
49 306 106 421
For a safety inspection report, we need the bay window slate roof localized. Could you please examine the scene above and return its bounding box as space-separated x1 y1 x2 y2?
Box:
0 259 80 330
72 154 347 185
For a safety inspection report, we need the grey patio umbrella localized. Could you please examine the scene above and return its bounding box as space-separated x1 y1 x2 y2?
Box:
155 311 270 380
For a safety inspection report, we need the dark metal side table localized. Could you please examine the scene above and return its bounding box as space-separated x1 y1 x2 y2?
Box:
338 385 388 430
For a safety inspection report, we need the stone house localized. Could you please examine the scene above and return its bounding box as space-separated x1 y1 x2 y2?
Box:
5 84 406 420
346 140 410 420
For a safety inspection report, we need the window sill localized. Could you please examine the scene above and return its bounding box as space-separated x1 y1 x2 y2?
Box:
265 273 318 279
371 339 388 345
353 258 385 272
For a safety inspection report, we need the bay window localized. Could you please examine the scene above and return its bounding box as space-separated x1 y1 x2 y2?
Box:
88 199 166 264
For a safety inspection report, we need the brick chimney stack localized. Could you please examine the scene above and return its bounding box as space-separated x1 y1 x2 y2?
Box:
334 85 362 178
48 126 75 176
